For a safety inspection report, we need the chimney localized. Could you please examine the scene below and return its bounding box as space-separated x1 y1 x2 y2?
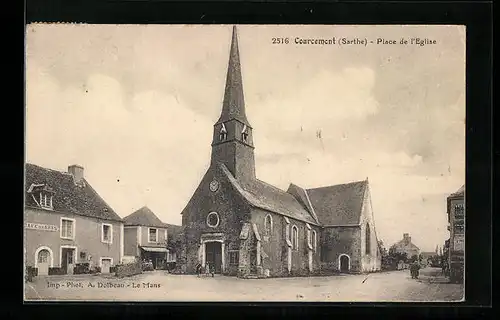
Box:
403 233 410 244
68 165 84 184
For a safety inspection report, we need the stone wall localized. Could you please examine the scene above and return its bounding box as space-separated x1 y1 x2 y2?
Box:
321 226 361 272
181 164 251 274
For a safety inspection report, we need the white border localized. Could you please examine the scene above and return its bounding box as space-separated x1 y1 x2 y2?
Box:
338 254 351 272
101 223 113 244
60 217 76 240
34 246 54 269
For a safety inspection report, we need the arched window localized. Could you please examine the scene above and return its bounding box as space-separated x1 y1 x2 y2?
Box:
312 230 317 252
241 124 249 142
219 123 227 141
264 214 273 236
365 223 371 255
291 225 299 250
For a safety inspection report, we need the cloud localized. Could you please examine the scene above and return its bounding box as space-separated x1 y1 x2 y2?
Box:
251 67 379 138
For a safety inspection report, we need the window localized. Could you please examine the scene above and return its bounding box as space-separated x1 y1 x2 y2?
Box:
60 218 75 239
291 225 299 250
102 223 112 244
207 212 220 228
312 230 317 252
229 251 239 265
264 214 273 236
365 223 371 255
39 193 53 209
454 222 465 234
148 228 158 243
38 249 49 263
454 204 465 219
219 123 227 141
241 124 249 142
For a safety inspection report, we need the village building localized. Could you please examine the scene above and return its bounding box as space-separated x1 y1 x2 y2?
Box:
180 26 382 278
24 163 124 275
446 185 464 283
123 206 180 270
390 233 420 260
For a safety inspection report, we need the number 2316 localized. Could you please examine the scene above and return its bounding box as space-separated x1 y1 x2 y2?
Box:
272 37 289 44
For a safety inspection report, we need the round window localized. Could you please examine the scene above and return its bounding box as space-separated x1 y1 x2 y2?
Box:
207 212 220 228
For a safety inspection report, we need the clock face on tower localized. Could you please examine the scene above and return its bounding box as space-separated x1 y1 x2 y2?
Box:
209 180 219 192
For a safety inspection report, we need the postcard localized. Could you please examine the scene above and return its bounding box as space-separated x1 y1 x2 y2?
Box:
24 24 465 302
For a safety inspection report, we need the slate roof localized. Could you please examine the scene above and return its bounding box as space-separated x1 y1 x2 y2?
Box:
392 239 420 251
25 163 122 222
306 180 368 226
450 185 465 197
220 164 318 225
123 206 166 228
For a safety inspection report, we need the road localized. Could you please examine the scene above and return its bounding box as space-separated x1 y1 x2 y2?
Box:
24 267 463 302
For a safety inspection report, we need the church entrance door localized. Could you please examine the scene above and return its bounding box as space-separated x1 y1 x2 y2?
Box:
340 255 350 273
205 242 223 274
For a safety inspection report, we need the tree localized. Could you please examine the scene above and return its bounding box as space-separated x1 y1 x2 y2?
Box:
386 246 408 270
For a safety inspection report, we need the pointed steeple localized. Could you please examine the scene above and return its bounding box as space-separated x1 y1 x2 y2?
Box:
216 25 250 126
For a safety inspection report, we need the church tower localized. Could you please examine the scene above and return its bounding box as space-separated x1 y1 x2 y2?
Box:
211 26 256 184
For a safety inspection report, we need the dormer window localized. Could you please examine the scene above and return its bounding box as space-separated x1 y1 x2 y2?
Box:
39 193 53 209
219 123 227 141
241 124 248 142
28 183 55 210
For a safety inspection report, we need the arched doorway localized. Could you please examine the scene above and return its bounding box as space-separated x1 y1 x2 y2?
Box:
339 254 350 273
35 247 53 276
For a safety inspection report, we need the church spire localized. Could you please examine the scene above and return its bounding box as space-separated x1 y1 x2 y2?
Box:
216 25 250 126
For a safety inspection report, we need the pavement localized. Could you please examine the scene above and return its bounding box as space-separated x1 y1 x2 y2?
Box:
24 267 464 302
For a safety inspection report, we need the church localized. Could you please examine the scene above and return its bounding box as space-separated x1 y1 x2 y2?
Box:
180 26 381 278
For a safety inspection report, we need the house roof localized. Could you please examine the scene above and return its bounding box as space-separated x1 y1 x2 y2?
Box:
305 180 368 226
219 164 318 225
392 239 420 251
450 185 465 197
123 206 166 228
25 163 122 222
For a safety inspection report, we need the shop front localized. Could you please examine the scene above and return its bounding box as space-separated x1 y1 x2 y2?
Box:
139 246 168 270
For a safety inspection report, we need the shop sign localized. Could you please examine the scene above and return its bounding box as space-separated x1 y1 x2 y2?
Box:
25 222 59 232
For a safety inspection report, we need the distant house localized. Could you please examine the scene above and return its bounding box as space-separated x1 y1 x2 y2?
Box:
123 206 180 270
24 163 124 276
390 233 420 260
447 184 465 283
420 251 437 265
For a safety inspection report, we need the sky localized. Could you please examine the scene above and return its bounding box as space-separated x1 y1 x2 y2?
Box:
25 24 465 252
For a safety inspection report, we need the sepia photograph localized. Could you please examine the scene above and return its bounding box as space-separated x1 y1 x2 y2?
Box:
24 24 465 302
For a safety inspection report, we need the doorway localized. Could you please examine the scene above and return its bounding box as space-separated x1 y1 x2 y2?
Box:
340 255 350 273
61 248 76 275
205 242 222 273
101 258 112 274
37 249 51 276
